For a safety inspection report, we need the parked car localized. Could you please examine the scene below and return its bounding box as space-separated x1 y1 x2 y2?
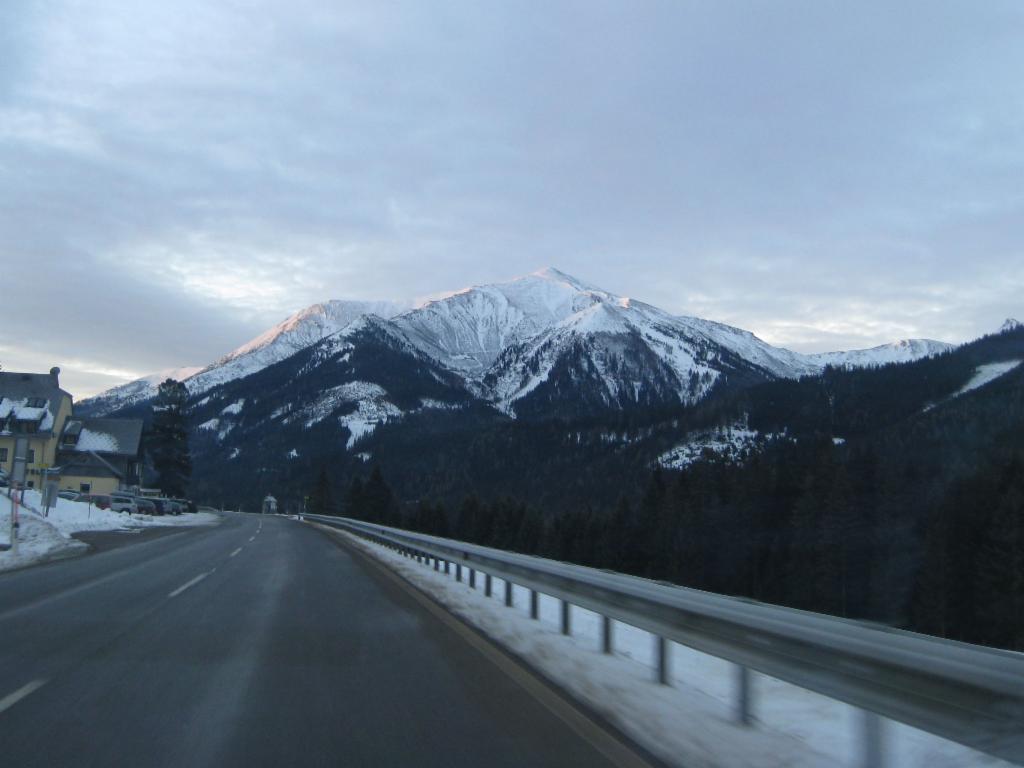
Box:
149 498 168 516
58 490 82 501
171 498 195 514
164 499 184 515
85 494 112 510
0 469 10 487
109 494 138 515
133 498 157 515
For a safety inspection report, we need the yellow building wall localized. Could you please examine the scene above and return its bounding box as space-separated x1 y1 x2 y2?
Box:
0 393 72 479
0 392 72 480
60 474 120 496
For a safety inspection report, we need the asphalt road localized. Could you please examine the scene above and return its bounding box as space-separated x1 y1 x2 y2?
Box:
0 513 630 767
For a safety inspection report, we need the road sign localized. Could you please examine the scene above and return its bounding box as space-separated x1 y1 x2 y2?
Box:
11 437 28 485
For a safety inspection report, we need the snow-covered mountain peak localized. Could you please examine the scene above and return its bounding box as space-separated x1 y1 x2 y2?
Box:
391 269 613 375
221 299 410 363
808 338 954 368
1000 318 1022 333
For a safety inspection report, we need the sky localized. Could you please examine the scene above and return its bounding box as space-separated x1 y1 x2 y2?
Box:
1 1 1022 397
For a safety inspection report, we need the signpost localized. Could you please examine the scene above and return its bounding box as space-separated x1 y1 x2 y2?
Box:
8 437 30 556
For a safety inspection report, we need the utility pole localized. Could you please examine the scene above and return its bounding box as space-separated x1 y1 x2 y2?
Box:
8 485 18 557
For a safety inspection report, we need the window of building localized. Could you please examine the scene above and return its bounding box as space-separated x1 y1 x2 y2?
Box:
0 448 7 462
79 482 92 493
27 448 35 463
26 397 46 408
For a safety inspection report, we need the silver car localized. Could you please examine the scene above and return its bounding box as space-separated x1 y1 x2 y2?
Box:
109 493 138 515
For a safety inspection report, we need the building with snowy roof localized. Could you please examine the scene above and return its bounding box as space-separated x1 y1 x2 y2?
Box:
0 367 73 485
57 418 145 495
0 367 145 495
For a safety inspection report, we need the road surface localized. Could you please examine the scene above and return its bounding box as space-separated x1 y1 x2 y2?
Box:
0 513 635 767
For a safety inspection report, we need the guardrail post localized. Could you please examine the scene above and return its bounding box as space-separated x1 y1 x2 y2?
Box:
469 568 476 588
655 636 671 685
560 600 571 635
433 557 439 571
444 560 450 575
530 590 539 619
455 563 462 582
735 665 753 726
861 710 886 768
485 574 493 597
504 580 513 607
602 615 613 654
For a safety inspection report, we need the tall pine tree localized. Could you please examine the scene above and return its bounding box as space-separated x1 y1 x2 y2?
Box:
150 379 191 497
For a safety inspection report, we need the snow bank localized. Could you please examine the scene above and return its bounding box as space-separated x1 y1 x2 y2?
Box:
0 501 88 572
0 492 219 573
338 530 1009 768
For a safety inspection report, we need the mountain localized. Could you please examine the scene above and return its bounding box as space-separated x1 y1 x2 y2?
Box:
78 300 409 415
808 338 954 368
81 268 954 420
78 365 204 415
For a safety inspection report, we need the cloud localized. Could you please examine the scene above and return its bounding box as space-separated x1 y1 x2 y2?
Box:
0 0 1021 396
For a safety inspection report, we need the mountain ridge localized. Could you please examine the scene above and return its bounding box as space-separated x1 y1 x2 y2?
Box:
80 268 957 416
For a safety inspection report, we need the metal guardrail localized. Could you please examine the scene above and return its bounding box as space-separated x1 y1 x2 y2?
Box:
305 514 1024 767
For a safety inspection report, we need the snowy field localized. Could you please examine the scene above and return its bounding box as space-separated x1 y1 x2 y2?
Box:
0 491 219 573
338 529 1008 768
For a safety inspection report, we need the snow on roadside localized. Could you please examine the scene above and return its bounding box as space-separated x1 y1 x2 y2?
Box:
0 503 88 572
0 492 219 573
337 530 1009 768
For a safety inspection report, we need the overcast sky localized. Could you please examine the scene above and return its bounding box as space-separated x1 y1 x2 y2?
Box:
2 1 1021 397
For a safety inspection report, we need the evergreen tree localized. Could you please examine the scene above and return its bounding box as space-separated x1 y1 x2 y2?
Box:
150 379 191 497
363 467 396 524
309 466 337 516
345 477 366 519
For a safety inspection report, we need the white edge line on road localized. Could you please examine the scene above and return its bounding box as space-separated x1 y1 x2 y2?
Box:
0 679 47 714
168 571 211 598
230 547 242 558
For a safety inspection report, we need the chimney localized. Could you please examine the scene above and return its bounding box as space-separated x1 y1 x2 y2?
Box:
50 366 61 387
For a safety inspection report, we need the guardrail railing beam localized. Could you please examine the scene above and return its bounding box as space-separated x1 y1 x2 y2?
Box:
305 515 1024 766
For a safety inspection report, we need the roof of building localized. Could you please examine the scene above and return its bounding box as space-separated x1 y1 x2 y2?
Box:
0 370 71 435
61 417 144 456
55 450 125 480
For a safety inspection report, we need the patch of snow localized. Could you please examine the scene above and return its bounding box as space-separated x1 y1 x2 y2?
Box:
338 529 1010 768
0 492 218 572
832 437 846 446
354 452 372 462
75 428 119 452
221 399 245 415
197 418 220 431
340 398 403 449
287 448 299 459
228 448 241 460
417 398 462 411
956 360 1021 396
659 421 779 469
0 398 55 433
290 381 389 428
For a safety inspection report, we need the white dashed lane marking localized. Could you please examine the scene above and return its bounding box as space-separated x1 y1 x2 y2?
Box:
0 679 47 714
168 572 211 598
